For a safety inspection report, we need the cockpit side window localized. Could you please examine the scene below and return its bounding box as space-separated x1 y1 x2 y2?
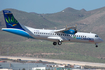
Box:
95 35 98 37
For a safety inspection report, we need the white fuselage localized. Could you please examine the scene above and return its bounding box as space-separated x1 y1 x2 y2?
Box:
26 26 103 44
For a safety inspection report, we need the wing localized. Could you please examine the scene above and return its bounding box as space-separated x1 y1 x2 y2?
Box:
55 26 77 34
47 37 63 42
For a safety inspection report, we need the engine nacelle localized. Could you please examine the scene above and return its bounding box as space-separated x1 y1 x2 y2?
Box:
63 29 77 34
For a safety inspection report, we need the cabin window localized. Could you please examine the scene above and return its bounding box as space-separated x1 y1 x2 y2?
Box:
77 35 78 37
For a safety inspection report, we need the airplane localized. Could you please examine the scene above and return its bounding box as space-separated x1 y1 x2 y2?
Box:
1 10 103 47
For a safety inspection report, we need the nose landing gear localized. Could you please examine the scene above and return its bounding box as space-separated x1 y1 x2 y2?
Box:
95 44 98 47
96 45 98 47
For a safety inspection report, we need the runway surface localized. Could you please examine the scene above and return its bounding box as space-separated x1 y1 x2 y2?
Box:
0 56 105 67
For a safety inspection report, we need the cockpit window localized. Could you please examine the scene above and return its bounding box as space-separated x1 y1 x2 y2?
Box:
95 35 98 37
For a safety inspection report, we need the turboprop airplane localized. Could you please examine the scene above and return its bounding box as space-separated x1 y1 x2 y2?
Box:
2 10 103 47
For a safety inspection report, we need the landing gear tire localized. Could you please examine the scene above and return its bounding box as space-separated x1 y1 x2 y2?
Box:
96 45 98 47
95 43 98 48
53 42 57 45
58 41 62 45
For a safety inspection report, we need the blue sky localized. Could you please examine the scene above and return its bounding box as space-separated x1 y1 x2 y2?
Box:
0 0 105 14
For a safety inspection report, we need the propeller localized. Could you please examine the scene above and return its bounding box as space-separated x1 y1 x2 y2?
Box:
66 25 67 28
75 24 78 33
54 27 57 30
64 25 68 29
75 24 77 28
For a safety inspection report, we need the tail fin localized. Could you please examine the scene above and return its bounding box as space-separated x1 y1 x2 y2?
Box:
3 10 24 30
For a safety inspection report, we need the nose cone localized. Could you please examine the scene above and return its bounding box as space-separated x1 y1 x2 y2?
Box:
100 38 103 43
95 38 103 43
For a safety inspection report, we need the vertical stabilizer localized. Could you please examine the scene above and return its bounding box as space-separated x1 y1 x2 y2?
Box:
3 10 24 30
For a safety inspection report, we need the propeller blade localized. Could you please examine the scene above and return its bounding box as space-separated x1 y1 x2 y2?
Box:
66 25 67 28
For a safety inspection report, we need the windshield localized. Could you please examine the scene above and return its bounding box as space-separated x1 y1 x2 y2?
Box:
95 35 98 37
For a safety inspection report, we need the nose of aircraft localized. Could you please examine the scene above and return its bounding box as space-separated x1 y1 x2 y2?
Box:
99 38 103 43
100 38 103 42
95 38 103 43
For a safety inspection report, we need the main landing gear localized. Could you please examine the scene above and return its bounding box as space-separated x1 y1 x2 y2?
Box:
53 42 57 45
53 41 62 45
58 41 62 45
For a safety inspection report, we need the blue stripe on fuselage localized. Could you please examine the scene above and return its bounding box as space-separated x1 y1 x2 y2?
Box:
76 37 94 41
2 28 33 38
